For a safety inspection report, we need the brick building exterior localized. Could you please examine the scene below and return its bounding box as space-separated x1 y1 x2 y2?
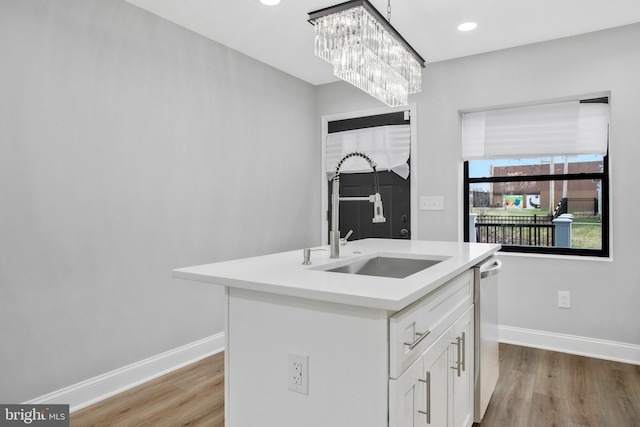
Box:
474 161 602 213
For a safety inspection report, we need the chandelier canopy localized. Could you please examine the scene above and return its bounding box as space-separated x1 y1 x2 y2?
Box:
308 0 425 107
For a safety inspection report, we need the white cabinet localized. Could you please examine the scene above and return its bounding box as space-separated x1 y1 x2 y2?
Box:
389 270 474 379
224 269 477 427
389 345 429 427
390 306 474 427
451 306 474 427
419 329 451 427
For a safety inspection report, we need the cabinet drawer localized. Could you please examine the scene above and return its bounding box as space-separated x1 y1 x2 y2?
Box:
389 270 473 379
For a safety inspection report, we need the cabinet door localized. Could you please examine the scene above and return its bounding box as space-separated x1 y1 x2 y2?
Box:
389 356 423 427
390 304 475 427
450 306 474 427
421 331 451 427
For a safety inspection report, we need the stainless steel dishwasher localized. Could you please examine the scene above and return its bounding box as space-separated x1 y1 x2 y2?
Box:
474 256 502 423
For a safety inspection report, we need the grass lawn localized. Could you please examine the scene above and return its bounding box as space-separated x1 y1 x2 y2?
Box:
572 223 602 249
472 208 551 217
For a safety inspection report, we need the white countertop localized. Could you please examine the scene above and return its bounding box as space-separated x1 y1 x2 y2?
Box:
173 239 501 311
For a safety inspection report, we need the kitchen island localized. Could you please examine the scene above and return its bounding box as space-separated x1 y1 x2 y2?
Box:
174 239 500 427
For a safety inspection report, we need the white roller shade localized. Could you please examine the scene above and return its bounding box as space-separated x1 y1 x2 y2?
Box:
326 125 411 179
461 101 609 160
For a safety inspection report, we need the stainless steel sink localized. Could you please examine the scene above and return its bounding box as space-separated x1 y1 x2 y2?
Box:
324 256 446 279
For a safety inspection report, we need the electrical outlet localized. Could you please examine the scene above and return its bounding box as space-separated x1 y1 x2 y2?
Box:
420 196 444 211
288 353 308 395
558 291 571 308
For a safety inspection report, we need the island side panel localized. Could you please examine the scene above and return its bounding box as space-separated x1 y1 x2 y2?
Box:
226 287 389 427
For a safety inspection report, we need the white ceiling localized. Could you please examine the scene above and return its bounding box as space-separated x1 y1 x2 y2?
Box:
124 0 640 86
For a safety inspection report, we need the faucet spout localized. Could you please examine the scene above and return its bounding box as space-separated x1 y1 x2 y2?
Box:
330 152 386 259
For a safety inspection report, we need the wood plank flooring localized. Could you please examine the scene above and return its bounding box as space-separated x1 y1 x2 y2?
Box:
70 352 224 427
477 344 640 427
71 344 640 427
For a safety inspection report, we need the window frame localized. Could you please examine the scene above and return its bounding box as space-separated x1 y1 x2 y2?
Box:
463 154 610 257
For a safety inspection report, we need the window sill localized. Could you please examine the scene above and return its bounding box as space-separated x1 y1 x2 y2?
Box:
497 250 613 263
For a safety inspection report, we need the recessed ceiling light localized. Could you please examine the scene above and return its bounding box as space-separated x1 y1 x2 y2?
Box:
457 22 478 32
259 0 280 5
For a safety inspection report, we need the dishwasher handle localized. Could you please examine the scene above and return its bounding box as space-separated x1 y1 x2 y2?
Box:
480 258 502 279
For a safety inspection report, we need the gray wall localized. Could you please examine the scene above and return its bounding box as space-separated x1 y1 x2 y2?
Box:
0 0 319 402
317 24 640 346
3 0 639 405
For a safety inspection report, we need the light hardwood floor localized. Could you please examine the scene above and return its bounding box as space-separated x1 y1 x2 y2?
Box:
71 344 640 427
71 353 224 427
478 344 640 427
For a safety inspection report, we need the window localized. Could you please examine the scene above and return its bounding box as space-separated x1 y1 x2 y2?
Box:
462 98 610 257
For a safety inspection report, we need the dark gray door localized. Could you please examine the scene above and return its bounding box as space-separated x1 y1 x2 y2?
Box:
328 170 411 240
326 111 412 241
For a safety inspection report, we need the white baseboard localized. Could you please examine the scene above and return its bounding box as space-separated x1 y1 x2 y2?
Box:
500 325 640 365
26 333 225 412
27 327 637 413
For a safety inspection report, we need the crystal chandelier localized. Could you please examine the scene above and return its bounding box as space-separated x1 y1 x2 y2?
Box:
308 0 425 107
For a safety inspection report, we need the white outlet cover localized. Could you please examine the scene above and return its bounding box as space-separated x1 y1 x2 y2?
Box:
558 291 571 308
287 353 308 395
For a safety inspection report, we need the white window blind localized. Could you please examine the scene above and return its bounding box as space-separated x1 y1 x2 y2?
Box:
461 101 610 160
326 124 411 179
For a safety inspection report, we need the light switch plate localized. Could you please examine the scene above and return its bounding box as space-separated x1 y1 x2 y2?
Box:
420 196 444 211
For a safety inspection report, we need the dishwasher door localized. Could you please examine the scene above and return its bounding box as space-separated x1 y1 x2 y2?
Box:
474 256 501 423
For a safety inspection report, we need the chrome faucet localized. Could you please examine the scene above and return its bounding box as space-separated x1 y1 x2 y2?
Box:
330 152 386 258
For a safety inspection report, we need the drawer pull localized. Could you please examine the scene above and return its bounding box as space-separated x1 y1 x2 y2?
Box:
461 331 466 372
451 335 462 377
404 330 431 351
417 371 431 424
450 331 467 376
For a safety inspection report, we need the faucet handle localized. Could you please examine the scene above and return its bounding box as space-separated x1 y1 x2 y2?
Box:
340 230 354 246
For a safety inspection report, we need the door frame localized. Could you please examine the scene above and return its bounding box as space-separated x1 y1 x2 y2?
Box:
320 104 419 244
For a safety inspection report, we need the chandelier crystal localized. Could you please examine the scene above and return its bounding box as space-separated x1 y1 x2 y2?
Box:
308 0 425 107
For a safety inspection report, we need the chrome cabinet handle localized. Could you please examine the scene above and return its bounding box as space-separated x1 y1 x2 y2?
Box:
450 332 466 376
451 336 462 377
418 371 431 424
404 330 431 351
461 331 466 372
